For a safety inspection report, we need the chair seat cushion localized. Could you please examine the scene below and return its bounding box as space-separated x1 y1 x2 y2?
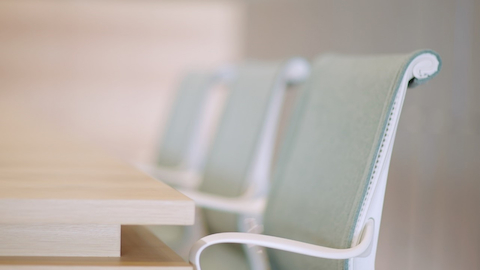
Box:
199 243 250 270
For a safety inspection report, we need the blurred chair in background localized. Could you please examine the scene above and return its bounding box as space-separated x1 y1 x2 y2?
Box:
187 50 441 270
150 58 310 258
136 67 235 189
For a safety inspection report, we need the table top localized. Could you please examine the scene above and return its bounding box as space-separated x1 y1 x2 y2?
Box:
0 105 194 225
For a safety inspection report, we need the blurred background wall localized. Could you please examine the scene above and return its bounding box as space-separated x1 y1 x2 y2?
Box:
0 0 478 269
0 0 244 160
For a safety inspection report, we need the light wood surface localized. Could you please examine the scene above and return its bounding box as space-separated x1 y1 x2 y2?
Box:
0 225 192 269
0 225 120 257
0 105 195 225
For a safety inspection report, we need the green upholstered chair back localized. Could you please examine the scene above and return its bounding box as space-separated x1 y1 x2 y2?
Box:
263 51 441 270
199 61 284 234
157 72 215 168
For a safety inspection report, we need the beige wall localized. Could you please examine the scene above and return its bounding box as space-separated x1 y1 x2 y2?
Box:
244 0 479 269
0 0 244 161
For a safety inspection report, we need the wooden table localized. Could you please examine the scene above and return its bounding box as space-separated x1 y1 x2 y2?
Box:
0 105 194 269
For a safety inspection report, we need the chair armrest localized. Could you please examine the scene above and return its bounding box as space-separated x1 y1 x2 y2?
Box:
179 189 266 216
189 219 374 270
134 163 202 189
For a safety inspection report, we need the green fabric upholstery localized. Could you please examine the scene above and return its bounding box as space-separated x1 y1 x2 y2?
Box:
200 244 250 270
261 50 440 270
157 72 214 167
199 61 283 234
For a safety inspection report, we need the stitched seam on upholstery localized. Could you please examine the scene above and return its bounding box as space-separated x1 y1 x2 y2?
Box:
349 50 438 239
345 50 440 270
344 54 412 270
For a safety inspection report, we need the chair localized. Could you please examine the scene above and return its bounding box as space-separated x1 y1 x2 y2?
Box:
149 58 311 257
186 50 441 270
136 68 234 188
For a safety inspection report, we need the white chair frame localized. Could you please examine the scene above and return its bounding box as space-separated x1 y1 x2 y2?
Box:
185 53 440 270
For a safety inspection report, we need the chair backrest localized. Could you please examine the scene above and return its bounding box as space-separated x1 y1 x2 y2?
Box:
199 59 310 234
263 51 441 270
156 71 226 170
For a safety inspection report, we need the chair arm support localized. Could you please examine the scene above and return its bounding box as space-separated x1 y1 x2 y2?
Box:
189 219 374 270
179 189 266 216
134 163 202 189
